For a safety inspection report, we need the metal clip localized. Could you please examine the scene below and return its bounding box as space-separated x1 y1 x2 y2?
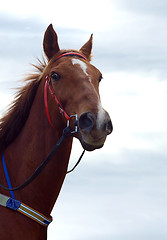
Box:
67 114 78 134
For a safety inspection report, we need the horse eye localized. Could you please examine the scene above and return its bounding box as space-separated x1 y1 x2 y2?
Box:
99 75 103 83
51 72 61 81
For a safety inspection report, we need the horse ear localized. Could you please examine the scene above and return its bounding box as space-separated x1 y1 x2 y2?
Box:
80 34 93 61
43 24 60 60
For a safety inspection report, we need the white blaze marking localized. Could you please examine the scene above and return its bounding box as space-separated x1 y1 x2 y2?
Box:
97 101 106 129
72 58 92 82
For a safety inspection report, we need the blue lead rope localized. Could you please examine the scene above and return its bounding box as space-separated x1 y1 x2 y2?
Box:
2 153 15 199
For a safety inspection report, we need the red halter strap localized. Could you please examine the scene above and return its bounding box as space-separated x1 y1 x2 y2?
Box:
55 52 87 61
44 76 71 128
44 52 87 128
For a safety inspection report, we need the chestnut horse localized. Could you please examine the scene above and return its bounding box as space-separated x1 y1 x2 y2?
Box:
0 24 112 239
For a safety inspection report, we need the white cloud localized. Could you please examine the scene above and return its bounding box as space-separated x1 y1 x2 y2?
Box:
112 0 167 17
48 149 167 240
0 0 115 31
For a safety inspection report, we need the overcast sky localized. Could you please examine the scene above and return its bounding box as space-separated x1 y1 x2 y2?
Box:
0 1 167 240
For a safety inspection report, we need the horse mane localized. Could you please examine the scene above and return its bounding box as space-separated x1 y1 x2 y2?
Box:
0 58 47 152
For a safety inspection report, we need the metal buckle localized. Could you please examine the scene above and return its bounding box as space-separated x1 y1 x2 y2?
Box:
67 114 78 134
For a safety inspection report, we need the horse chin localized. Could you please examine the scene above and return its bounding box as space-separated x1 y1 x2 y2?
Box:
80 140 104 151
78 132 105 151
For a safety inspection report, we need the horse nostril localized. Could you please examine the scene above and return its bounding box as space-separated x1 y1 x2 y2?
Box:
106 119 113 134
79 112 95 132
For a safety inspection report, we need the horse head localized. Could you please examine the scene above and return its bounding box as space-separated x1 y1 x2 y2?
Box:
43 24 113 151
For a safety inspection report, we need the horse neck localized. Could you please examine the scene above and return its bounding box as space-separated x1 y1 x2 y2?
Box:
4 80 73 216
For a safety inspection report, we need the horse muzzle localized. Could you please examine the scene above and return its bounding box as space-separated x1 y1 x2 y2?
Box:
77 111 113 151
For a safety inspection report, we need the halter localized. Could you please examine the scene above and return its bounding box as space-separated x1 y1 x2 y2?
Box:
44 52 87 129
0 52 87 227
